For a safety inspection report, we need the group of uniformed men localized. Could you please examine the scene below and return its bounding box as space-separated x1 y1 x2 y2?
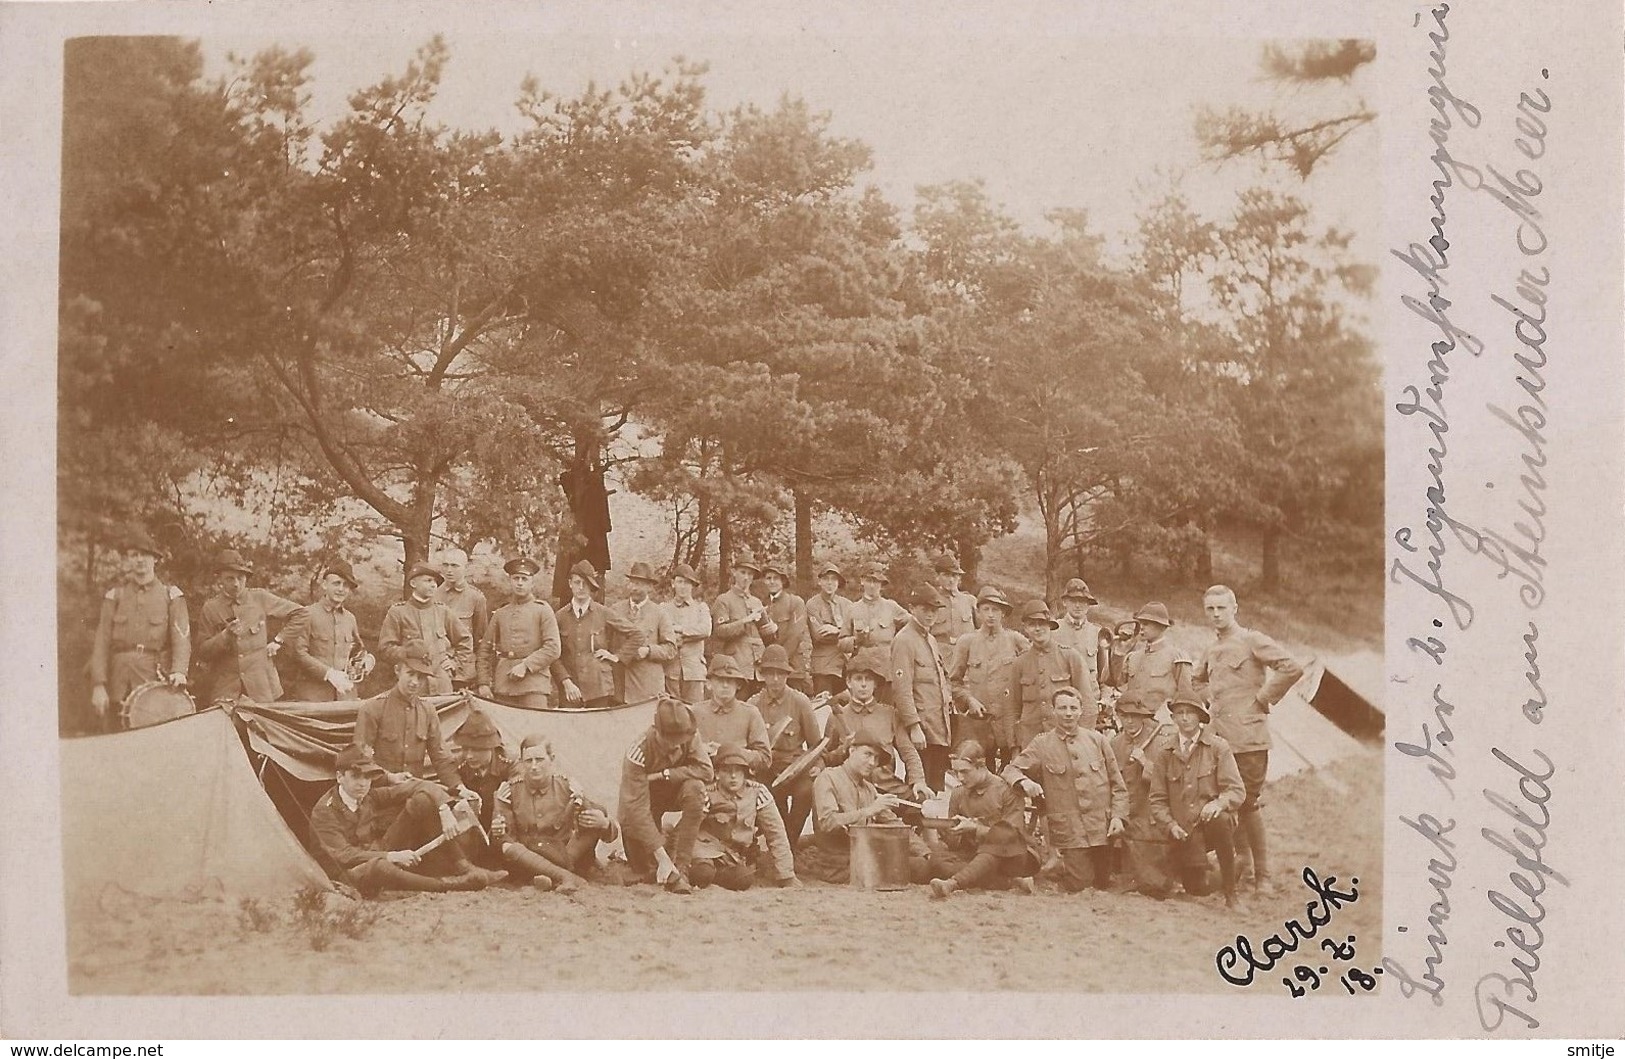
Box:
90 529 1304 905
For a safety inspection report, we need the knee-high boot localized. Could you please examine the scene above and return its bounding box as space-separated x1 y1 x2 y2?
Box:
1240 808 1268 885
367 861 452 893
502 842 586 893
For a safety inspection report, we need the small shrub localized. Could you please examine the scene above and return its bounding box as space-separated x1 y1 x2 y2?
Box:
236 897 279 934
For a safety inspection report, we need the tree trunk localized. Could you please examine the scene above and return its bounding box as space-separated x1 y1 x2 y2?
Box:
687 482 712 571
399 507 433 596
793 486 813 595
1038 475 1062 609
718 514 734 588
1195 515 1214 585
957 534 979 588
1261 528 1281 592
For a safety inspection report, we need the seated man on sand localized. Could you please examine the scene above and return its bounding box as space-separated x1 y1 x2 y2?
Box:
310 746 507 896
686 744 798 891
795 731 931 885
927 739 1039 899
492 734 618 893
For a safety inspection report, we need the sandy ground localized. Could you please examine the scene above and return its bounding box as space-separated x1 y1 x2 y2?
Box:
66 750 1381 996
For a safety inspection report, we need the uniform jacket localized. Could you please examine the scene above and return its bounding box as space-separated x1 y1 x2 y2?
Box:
1005 726 1128 849
932 589 978 646
433 582 489 684
823 697 925 786
1009 641 1095 744
496 773 616 848
1146 727 1246 833
197 587 305 703
945 772 1040 860
948 626 1028 726
477 598 562 699
354 687 464 789
289 601 365 682
618 729 715 853
764 591 812 680
377 598 473 696
847 596 907 676
309 777 439 881
1054 617 1108 690
91 578 191 699
805 591 853 678
612 598 677 706
661 598 713 682
1122 636 1194 711
1193 627 1304 754
811 764 898 845
1111 720 1179 839
890 617 953 747
551 599 644 703
708 588 766 679
693 779 795 880
748 684 824 774
694 698 773 775
458 748 515 835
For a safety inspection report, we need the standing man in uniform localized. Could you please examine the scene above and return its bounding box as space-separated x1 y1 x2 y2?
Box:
613 560 677 706
761 559 812 694
847 565 906 699
1192 584 1303 891
288 559 372 702
1009 599 1095 753
1054 578 1109 695
823 658 932 804
930 553 977 646
89 528 190 731
709 553 773 695
946 586 1026 768
619 697 715 894
377 563 472 696
662 563 712 704
433 548 488 692
1120 602 1192 722
476 556 562 709
891 582 953 791
805 562 853 698
552 559 643 708
353 640 469 796
747 645 825 840
196 549 305 705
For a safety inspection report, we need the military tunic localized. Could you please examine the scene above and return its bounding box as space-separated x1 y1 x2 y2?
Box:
764 590 812 683
708 588 766 681
1005 726 1127 850
288 600 366 701
1192 626 1303 755
693 779 796 882
947 626 1028 749
353 687 464 789
91 578 191 706
197 587 305 703
823 697 926 790
932 588 978 646
805 591 853 684
846 595 907 677
309 778 449 887
433 582 489 686
496 772 617 871
476 598 562 706
693 698 773 775
612 598 677 706
661 598 713 699
551 599 643 705
1009 641 1095 751
1054 617 1108 690
377 598 473 696
1121 636 1194 715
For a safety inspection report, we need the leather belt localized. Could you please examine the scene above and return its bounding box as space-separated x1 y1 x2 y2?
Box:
112 643 156 653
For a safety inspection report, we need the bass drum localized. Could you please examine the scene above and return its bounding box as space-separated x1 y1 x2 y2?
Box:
121 681 197 730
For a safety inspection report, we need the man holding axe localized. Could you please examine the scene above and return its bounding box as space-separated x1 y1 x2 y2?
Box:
748 644 826 839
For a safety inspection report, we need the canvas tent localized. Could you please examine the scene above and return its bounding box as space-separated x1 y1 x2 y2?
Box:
1263 649 1384 780
60 708 332 921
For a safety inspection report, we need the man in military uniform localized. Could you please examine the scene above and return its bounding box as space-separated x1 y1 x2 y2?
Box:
89 528 191 731
476 557 562 709
662 563 712 704
1109 690 1180 896
930 553 978 646
1146 693 1245 905
1192 584 1303 891
288 560 373 702
618 697 715 894
891 582 953 790
433 548 488 692
946 585 1026 767
1120 602 1192 723
709 553 772 694
1009 600 1095 752
494 734 618 892
927 739 1040 898
1054 578 1109 694
796 731 927 885
823 658 932 804
693 655 772 773
377 563 473 696
353 640 468 795
613 560 677 706
1004 687 1128 891
847 565 906 695
196 549 306 705
690 744 798 890
805 562 853 698
552 559 644 708
449 709 512 861
747 644 825 839
760 559 812 694
310 746 505 895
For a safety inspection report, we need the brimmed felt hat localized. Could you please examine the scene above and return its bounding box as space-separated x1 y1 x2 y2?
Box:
1115 691 1159 717
848 730 891 755
707 654 749 682
816 562 846 586
1169 693 1211 723
975 585 1013 610
406 562 444 586
845 653 887 681
713 744 752 771
762 558 791 580
335 745 384 776
626 560 659 583
216 549 255 576
124 527 165 559
322 559 360 588
859 564 890 584
758 645 792 673
732 552 764 575
932 553 965 575
1061 578 1098 604
503 556 541 577
1017 600 1059 629
906 582 945 608
568 559 601 590
1134 602 1173 627
398 639 437 675
654 696 697 738
455 710 503 750
670 562 702 586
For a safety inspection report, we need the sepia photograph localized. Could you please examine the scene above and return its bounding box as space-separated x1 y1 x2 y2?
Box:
49 19 1391 998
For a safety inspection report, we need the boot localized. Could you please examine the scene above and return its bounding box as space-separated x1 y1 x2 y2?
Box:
929 878 957 899
503 843 583 893
445 835 507 889
1241 810 1270 890
368 861 452 894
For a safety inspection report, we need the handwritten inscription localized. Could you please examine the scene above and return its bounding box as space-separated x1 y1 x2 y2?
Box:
1214 868 1361 987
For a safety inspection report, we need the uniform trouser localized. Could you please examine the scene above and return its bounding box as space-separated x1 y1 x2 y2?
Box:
767 765 815 840
1014 711 1046 756
918 744 950 790
1173 814 1238 896
690 855 757 891
492 691 551 710
666 678 706 704
1231 749 1270 875
1055 845 1113 892
503 834 597 884
622 778 706 877
290 680 343 702
930 847 1037 890
951 714 996 757
1119 833 1179 895
352 789 478 894
811 674 845 698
